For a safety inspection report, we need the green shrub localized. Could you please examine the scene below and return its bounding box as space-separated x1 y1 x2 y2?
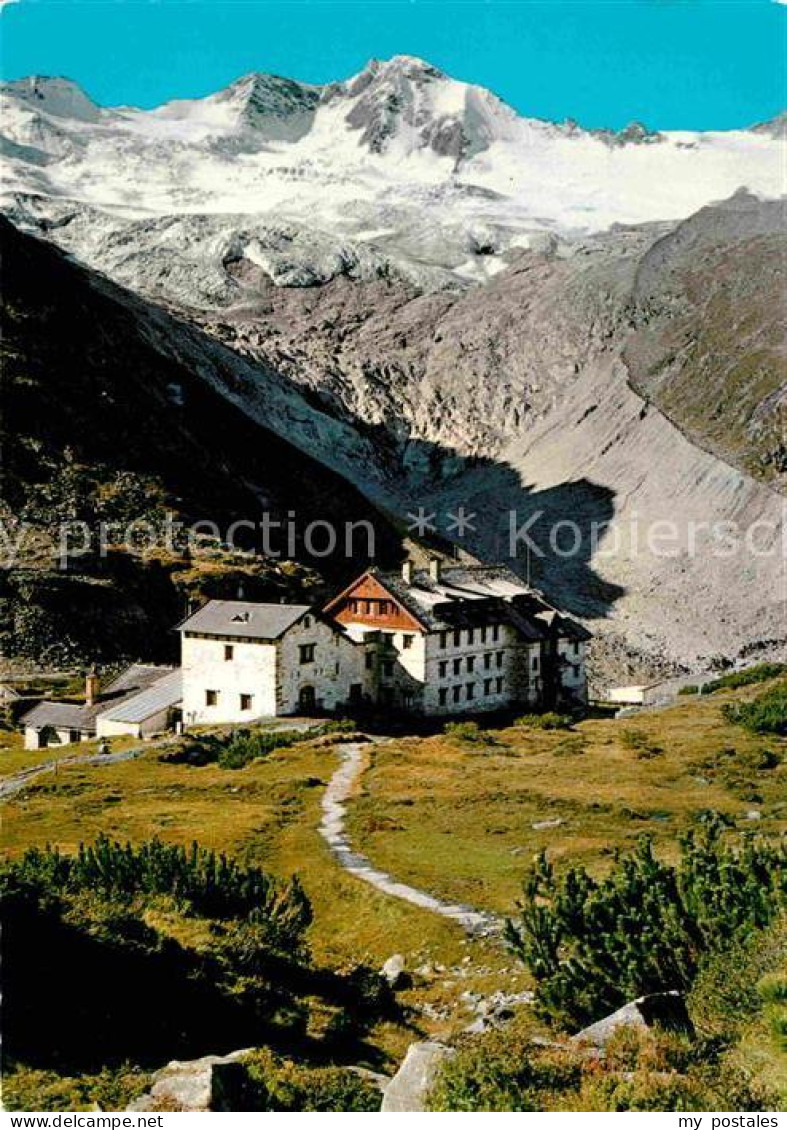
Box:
5 835 312 943
514 713 573 731
705 664 787 694
2 1065 150 1112
164 720 359 770
427 1024 583 1112
220 1048 380 1111
505 817 787 1031
722 684 787 736
678 685 699 696
443 721 498 744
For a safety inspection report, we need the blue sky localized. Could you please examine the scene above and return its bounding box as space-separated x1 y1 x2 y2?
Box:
1 1 784 130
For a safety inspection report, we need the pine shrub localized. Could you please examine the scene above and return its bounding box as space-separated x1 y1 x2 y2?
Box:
505 817 787 1030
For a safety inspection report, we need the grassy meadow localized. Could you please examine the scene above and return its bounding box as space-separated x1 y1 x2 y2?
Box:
2 677 785 1109
348 679 787 913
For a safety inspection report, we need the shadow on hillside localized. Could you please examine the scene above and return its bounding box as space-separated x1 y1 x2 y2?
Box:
2 886 397 1073
367 433 624 621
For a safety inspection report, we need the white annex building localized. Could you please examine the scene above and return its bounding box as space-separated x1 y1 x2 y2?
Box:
178 560 590 724
22 665 182 750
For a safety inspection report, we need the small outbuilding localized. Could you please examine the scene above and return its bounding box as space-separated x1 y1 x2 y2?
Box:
21 665 182 751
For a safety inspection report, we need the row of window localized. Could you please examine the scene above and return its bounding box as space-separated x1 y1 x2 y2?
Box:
438 625 501 649
205 690 253 710
347 598 395 617
438 651 509 678
438 676 504 705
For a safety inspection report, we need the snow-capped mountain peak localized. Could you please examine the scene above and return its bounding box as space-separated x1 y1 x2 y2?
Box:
1 55 784 297
322 54 518 158
149 71 320 142
1 75 101 122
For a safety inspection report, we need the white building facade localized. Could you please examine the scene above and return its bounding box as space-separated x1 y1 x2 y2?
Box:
323 561 590 717
178 601 368 726
175 561 590 725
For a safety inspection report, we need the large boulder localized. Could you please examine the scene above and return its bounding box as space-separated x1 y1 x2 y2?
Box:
128 1049 252 1112
572 991 693 1050
381 1041 455 1112
381 953 409 990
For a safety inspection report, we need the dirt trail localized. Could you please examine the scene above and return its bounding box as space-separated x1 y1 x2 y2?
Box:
319 743 501 936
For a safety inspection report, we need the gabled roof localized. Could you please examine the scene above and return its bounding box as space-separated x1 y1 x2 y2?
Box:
177 600 312 641
323 570 430 631
102 664 174 696
21 663 179 732
98 669 182 724
327 563 592 644
20 700 99 733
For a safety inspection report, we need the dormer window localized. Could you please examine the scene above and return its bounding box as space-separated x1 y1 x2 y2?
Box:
231 611 250 624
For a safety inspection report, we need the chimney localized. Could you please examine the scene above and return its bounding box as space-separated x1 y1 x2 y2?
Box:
85 667 100 707
401 559 414 584
429 557 442 583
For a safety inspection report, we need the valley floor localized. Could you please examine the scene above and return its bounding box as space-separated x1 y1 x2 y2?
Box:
1 678 785 1107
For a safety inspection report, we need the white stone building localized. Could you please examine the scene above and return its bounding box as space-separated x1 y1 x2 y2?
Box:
178 560 590 723
178 601 368 726
324 560 590 716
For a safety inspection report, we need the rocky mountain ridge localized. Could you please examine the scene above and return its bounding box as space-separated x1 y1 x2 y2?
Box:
2 60 785 678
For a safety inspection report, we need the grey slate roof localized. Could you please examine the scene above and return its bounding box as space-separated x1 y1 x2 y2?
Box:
373 565 590 643
21 664 179 732
177 600 311 641
103 664 174 696
99 669 182 724
20 700 100 733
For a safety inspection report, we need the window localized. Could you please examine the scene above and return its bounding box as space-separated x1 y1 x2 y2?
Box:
365 652 374 670
205 689 218 706
224 644 234 661
379 600 391 616
466 682 475 700
452 685 461 703
439 660 448 679
382 660 394 677
240 693 253 711
492 624 500 642
467 628 475 646
532 655 539 671
69 729 81 743
466 656 475 674
453 658 461 676
495 676 504 694
303 615 312 628
480 627 487 644
349 599 359 614
484 652 492 670
401 634 414 650
573 641 581 655
439 688 448 706
483 678 492 696
453 629 461 647
496 651 504 668
299 644 315 664
439 631 447 649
